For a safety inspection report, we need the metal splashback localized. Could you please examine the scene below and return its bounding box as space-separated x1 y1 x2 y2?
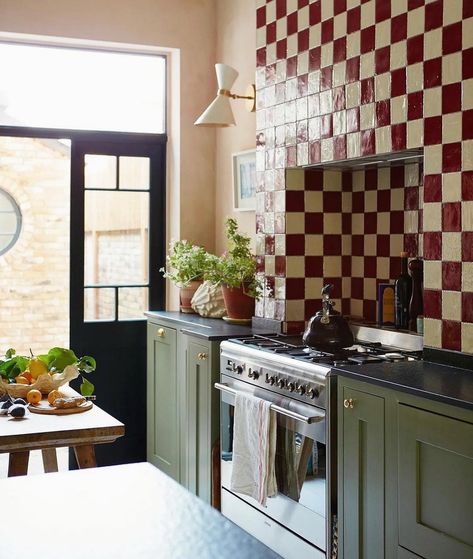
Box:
350 323 423 352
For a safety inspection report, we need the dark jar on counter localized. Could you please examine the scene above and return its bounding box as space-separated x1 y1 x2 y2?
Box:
395 251 412 330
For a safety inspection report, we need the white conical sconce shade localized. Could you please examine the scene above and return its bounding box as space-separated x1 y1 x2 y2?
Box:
194 63 240 127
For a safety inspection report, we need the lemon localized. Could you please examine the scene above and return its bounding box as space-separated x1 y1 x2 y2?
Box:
29 358 48 379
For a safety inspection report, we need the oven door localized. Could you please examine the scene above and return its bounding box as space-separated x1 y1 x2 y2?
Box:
217 375 327 552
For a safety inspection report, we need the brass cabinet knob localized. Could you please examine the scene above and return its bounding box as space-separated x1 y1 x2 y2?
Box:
343 398 354 409
197 352 208 360
157 328 165 338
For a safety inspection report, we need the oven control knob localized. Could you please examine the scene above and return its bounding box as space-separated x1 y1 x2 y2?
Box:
248 369 260 380
277 378 285 389
265 374 275 385
235 365 244 375
307 387 319 399
296 384 305 395
287 382 295 392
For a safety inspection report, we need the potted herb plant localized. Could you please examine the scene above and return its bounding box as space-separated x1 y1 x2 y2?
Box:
205 218 263 321
160 240 210 313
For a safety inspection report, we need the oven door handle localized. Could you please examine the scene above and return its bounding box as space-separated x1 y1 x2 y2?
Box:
214 382 325 424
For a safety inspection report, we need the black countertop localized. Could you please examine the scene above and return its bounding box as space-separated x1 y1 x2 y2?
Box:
145 311 259 340
333 360 473 411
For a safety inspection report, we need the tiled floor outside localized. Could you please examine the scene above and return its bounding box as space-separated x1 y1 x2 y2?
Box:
0 447 69 478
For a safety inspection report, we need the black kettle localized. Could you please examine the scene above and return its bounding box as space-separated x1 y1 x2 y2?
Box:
302 284 354 352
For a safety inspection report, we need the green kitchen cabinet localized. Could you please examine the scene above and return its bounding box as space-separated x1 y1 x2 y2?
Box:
338 382 385 559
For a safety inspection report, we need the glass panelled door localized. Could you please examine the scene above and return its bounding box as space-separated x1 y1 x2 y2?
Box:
70 137 166 466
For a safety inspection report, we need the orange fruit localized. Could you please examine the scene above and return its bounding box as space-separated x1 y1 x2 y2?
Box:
47 389 64 406
23 372 34 384
15 375 29 385
26 389 42 405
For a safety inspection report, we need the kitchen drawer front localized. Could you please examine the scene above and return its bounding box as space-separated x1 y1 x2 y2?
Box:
398 404 473 559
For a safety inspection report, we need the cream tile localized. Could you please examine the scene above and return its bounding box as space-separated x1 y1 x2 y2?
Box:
321 0 333 20
256 234 265 256
442 232 462 261
360 0 375 27
443 112 462 144
424 318 442 348
286 34 298 58
256 27 266 49
424 87 442 117
309 24 321 49
274 277 285 299
276 18 287 41
298 5 309 28
305 191 323 211
351 299 363 318
333 62 346 88
297 52 309 76
347 132 361 159
424 260 442 290
407 119 423 149
351 256 364 277
391 95 407 124
342 276 351 298
364 234 377 256
390 234 404 256
442 173 462 202
463 140 473 171
360 103 375 130
285 256 305 278
462 201 473 231
461 323 473 354
342 235 351 255
351 213 364 234
442 291 462 322
392 0 407 17
424 28 442 60
266 0 275 21
364 190 377 212
463 262 473 291
264 212 275 234
360 52 375 80
286 168 305 190
333 110 346 136
275 234 285 255
287 0 297 13
407 63 423 94
324 256 341 277
463 17 473 49
464 79 473 111
333 12 347 40
377 212 391 234
407 6 425 38
390 41 407 70
405 163 419 187
442 52 462 85
423 144 443 174
342 192 352 212
364 278 377 300
286 300 305 321
346 0 359 8
346 82 361 108
265 255 275 276
443 0 462 25
286 212 305 234
321 43 334 68
352 170 365 192
297 143 308 166
376 126 392 155
423 202 442 231
324 170 342 191
264 298 276 320
346 31 360 59
305 235 323 256
405 210 419 233
308 71 321 94
323 214 342 235
375 20 391 49
377 257 390 279
378 167 391 189
375 73 391 101
266 43 277 65
320 90 333 114
305 277 323 299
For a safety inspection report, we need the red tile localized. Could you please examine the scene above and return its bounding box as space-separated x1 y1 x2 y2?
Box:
424 289 442 319
375 46 391 74
320 66 333 91
404 233 419 257
342 172 352 192
463 48 473 80
286 146 297 167
305 256 323 276
361 77 374 104
363 300 377 322
321 18 334 44
321 114 333 138
334 135 347 160
391 13 407 43
375 0 391 22
286 56 297 77
265 234 275 255
360 26 375 54
266 64 277 85
365 168 378 190
442 202 462 232
324 191 342 212
364 256 377 278
391 68 406 97
390 166 405 188
391 123 407 151
462 232 473 261
347 107 360 132
256 255 265 273
304 301 320 321
351 277 364 299
286 234 305 255
309 47 321 72
334 0 347 15
423 232 442 260
298 29 309 52
462 172 473 201
407 91 423 120
376 234 391 256
342 255 351 275
309 1 321 25
465 0 473 18
390 211 405 234
408 0 424 9
352 191 365 213
309 141 321 164
404 186 419 210
287 11 298 35
286 278 305 299
275 255 286 277
323 235 342 255
462 292 473 323
442 22 462 55
298 0 309 7
276 0 287 19
377 189 391 211
364 212 378 234
424 174 442 202
297 74 308 96
423 57 442 89
276 39 287 60
285 321 306 335
424 116 442 145
305 213 324 234
442 142 462 173
407 35 423 65
333 37 347 64
286 191 305 211
425 0 443 31
333 86 345 111
442 261 462 291
376 100 391 127
342 213 352 234
347 6 361 34
266 21 277 44
352 235 364 255
442 320 461 352
256 213 264 234
442 82 462 114
256 47 266 68
463 109 473 141
390 256 402 279
305 168 324 190
256 6 266 28
346 56 360 83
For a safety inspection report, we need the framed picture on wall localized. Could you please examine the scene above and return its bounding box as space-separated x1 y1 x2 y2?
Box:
232 149 256 211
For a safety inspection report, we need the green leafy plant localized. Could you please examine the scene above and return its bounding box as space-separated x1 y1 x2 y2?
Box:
205 218 264 298
160 240 211 287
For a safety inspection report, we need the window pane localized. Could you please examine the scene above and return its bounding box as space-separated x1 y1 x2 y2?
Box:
0 43 165 133
84 191 149 285
118 287 148 320
119 157 150 190
85 155 117 189
84 288 115 321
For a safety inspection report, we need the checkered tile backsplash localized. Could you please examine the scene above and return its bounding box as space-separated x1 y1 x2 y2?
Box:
254 0 473 353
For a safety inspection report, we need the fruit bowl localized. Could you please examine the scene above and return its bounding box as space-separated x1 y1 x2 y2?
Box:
0 364 80 399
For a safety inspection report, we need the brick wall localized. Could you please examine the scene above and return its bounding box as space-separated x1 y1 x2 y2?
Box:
254 0 473 353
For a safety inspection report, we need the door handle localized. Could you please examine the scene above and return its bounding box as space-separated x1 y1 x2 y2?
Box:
197 352 208 360
157 328 165 338
343 398 354 409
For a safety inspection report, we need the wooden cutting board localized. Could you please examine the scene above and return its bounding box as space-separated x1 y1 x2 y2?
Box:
29 399 93 415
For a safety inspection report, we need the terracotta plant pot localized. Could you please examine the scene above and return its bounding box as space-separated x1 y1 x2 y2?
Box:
180 280 202 313
221 283 255 320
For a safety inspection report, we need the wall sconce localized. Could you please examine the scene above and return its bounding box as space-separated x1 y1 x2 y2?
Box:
194 63 256 127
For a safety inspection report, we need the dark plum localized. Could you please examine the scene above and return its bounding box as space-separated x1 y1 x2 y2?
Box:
9 404 27 418
12 398 27 406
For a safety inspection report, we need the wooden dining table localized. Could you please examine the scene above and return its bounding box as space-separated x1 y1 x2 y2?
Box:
0 388 124 476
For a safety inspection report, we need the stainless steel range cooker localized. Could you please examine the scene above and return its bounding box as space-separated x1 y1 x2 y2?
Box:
216 325 422 559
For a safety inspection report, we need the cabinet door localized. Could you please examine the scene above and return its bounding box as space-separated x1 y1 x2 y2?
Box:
398 404 473 559
339 385 385 559
147 323 179 480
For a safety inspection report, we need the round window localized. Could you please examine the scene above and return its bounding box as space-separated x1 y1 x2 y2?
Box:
0 189 22 256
